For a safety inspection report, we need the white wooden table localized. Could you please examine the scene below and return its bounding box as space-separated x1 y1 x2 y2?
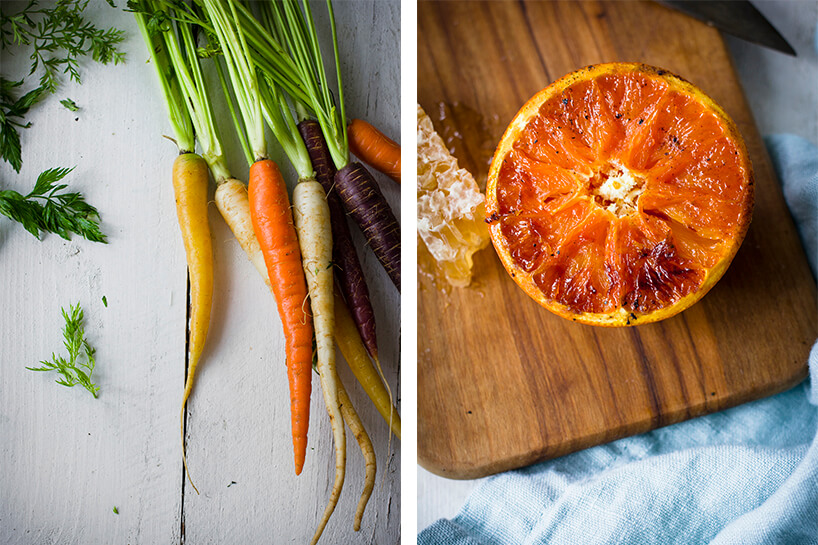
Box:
0 1 400 543
417 0 818 532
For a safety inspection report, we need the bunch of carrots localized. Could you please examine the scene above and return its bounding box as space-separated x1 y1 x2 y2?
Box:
133 0 400 542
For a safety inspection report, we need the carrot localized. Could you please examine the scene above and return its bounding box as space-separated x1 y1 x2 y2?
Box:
291 178 347 544
335 289 400 439
135 8 215 495
217 175 320 475
337 380 376 531
348 118 400 183
335 163 401 290
247 6 353 525
248 159 313 475
298 119 378 359
202 0 325 477
214 179 269 286
252 0 402 292
172 152 214 494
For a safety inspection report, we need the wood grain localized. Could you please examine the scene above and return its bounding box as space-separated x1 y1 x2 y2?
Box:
418 0 817 480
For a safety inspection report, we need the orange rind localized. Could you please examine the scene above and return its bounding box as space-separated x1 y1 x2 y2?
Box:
486 63 754 326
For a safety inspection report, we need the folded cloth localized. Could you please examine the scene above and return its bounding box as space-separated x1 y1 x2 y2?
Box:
766 135 818 276
418 134 818 545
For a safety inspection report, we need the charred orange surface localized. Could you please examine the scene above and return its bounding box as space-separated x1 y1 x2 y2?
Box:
486 63 754 326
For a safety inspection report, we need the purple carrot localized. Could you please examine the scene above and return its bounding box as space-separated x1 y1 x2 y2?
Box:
298 120 379 359
334 162 401 291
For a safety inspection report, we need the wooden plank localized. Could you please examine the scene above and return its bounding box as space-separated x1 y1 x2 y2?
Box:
417 0 817 479
0 5 184 542
0 1 400 543
180 1 401 543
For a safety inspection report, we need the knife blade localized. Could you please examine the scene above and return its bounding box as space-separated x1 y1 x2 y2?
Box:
656 0 797 56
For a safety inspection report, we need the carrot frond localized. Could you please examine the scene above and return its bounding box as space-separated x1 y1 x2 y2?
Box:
257 74 313 180
213 55 253 168
134 7 194 153
201 0 265 162
254 0 348 169
325 0 347 156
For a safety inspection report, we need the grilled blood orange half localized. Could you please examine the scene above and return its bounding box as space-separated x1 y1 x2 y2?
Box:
486 63 754 326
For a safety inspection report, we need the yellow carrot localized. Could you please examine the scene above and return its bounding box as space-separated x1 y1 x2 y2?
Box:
335 290 401 440
174 152 214 496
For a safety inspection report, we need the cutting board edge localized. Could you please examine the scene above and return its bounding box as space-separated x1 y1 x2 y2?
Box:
418 362 809 480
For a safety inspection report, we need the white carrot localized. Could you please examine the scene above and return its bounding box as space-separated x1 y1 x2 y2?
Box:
293 180 346 544
337 381 376 531
214 179 270 288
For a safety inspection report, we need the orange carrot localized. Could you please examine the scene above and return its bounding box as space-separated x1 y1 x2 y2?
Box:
248 158 313 475
347 119 401 183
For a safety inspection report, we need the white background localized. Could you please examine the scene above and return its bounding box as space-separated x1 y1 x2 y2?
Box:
0 1 401 543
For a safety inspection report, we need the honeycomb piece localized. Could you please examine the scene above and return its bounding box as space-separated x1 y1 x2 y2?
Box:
417 104 489 287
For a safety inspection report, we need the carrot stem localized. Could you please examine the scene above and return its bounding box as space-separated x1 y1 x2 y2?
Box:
203 0 266 160
133 9 193 152
213 56 253 170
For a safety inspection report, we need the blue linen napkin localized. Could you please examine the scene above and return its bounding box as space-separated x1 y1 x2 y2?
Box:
419 134 818 545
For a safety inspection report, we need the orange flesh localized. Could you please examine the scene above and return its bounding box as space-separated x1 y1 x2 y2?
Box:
490 66 752 320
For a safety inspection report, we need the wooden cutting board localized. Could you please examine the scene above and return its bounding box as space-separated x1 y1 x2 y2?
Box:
418 0 817 479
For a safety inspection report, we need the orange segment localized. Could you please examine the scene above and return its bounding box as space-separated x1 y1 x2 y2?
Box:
495 149 581 215
615 215 705 314
532 208 615 314
514 115 594 171
486 63 754 326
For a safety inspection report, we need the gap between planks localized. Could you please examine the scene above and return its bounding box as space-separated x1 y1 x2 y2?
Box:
179 273 192 545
